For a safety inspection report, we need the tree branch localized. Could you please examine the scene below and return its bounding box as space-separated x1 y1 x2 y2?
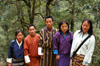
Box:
35 13 44 18
47 5 51 14
23 0 31 7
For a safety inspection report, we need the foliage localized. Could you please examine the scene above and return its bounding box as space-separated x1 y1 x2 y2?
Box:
90 28 100 66
0 0 100 66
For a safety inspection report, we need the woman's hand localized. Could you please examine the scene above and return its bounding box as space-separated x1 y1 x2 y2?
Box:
56 54 60 60
70 59 72 66
8 63 12 66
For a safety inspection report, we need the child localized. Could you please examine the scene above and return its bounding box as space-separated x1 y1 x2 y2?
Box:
38 16 58 66
53 20 73 66
24 24 40 66
7 30 24 66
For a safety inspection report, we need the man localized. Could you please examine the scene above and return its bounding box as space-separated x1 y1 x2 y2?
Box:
38 16 58 66
24 24 40 66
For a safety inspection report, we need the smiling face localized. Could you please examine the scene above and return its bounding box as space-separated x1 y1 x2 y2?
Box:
82 21 90 34
28 26 36 37
60 23 68 34
16 32 23 42
45 18 54 30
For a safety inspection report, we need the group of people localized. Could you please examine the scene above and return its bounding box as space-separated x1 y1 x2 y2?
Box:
7 16 95 66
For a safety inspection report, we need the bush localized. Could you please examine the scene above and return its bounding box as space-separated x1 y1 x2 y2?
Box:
90 28 100 66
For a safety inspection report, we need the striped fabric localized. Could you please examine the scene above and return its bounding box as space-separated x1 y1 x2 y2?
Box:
12 58 25 66
39 27 57 66
72 54 85 66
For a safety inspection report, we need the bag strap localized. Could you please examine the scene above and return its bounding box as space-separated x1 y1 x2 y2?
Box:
72 34 92 58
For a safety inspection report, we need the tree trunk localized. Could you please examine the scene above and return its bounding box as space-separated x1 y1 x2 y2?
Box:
30 0 36 24
23 0 36 24
71 1 75 32
46 4 49 16
16 1 27 36
46 0 53 16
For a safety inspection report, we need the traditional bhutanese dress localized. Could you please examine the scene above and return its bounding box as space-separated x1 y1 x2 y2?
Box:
24 34 40 66
53 31 73 66
38 27 57 66
7 39 25 66
70 30 95 66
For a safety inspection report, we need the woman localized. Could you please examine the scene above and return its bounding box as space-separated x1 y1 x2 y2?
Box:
70 19 95 66
7 30 25 66
53 20 73 66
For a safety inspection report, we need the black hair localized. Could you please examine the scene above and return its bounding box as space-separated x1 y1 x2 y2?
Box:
59 20 69 34
80 19 93 35
27 24 36 30
15 30 23 37
45 16 54 21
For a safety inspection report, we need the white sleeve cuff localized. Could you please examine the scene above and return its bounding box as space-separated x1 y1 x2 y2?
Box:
82 60 89 65
70 52 73 58
38 47 43 55
6 58 12 63
24 55 30 63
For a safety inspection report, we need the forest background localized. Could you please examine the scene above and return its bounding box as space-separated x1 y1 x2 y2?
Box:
0 0 100 66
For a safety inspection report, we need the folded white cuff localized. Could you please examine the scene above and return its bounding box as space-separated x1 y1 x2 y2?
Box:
6 58 12 63
70 52 73 58
82 60 89 65
24 55 30 63
38 47 43 55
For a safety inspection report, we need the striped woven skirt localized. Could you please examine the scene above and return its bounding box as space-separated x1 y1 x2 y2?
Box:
12 58 25 66
72 54 85 66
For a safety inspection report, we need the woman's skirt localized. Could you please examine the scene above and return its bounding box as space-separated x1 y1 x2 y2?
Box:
12 58 25 66
72 54 85 66
55 53 70 66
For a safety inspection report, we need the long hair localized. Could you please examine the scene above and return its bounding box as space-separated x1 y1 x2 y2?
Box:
59 20 69 34
80 19 93 35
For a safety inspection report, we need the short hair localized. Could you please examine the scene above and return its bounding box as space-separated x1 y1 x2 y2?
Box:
15 30 23 36
45 16 54 21
59 20 69 34
27 24 36 30
80 19 93 35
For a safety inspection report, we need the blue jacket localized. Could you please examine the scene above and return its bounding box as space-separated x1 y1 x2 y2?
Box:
8 39 24 59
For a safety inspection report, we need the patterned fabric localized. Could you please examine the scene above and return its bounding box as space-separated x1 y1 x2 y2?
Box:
24 34 40 66
72 54 85 66
39 27 57 66
12 58 25 66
